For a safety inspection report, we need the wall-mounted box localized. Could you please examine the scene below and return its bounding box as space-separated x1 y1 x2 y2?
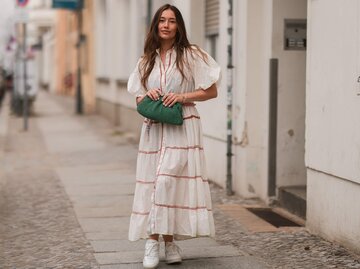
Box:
284 19 307 51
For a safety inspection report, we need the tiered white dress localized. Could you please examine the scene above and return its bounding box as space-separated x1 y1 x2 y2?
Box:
127 47 221 241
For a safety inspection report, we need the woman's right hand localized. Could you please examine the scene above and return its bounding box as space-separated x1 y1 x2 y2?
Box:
146 88 162 101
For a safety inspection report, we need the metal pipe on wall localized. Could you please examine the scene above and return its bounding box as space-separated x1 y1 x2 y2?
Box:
226 0 234 196
147 0 152 29
22 22 28 131
76 9 83 114
268 58 278 197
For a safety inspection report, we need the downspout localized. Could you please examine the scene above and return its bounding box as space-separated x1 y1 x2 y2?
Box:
226 0 234 196
146 0 152 28
76 8 83 114
268 59 278 197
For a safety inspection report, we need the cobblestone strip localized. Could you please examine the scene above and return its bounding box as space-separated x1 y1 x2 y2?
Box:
210 184 360 269
0 116 99 269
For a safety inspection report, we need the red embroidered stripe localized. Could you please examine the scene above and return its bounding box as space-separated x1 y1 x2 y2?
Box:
183 115 200 120
136 180 155 184
132 211 150 215
155 203 212 211
156 173 208 182
139 145 203 154
165 145 203 150
143 115 200 123
132 205 211 215
138 150 160 154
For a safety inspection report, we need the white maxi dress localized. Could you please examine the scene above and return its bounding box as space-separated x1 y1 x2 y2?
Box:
127 47 220 241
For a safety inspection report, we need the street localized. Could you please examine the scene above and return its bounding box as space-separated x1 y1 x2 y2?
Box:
0 91 359 269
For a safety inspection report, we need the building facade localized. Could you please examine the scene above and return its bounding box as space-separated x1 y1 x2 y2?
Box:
92 0 360 253
306 0 360 253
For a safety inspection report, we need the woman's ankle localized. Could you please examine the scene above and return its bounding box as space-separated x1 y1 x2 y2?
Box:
163 235 174 243
149 234 159 241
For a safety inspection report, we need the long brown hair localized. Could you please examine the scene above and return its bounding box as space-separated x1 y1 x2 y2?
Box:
139 4 207 90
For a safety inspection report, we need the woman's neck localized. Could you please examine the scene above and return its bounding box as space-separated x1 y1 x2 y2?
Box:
160 40 175 53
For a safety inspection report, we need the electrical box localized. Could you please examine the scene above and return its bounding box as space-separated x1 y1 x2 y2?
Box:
284 19 307 51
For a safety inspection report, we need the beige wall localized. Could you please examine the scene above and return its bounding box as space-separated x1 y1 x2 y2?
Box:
54 10 77 96
54 1 96 113
82 0 96 113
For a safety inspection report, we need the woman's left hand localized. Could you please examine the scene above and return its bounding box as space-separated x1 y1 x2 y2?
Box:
162 93 183 107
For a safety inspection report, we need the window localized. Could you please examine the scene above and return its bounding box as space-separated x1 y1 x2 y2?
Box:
205 0 219 60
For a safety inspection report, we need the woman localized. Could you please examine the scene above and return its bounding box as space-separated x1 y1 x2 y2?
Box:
127 4 221 269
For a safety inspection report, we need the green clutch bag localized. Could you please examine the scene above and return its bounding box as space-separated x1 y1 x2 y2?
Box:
137 96 183 125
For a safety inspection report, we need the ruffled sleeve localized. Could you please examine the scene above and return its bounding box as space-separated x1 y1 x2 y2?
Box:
192 48 221 90
127 59 146 97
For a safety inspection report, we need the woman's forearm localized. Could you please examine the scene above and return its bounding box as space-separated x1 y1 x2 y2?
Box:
152 84 218 107
182 83 217 103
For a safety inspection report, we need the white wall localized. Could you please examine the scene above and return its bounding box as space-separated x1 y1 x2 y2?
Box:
306 0 360 184
193 0 228 188
306 0 360 252
41 30 55 91
232 0 273 200
272 0 307 188
0 0 15 66
307 170 360 253
95 0 147 110
94 0 109 79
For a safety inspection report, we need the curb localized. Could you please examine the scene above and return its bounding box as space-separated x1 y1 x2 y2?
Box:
0 93 10 155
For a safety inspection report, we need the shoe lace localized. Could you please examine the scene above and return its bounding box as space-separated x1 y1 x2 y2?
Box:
145 241 159 257
166 242 181 256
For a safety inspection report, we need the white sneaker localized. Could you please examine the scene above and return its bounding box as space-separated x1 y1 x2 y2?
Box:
165 241 182 264
143 239 160 269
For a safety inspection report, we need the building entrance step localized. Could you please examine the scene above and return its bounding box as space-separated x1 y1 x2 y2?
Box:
278 185 307 220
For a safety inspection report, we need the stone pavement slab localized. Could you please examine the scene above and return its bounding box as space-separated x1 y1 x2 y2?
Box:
86 232 130 240
70 195 134 209
75 205 132 218
94 245 241 265
78 217 130 233
91 238 219 253
64 183 135 197
99 256 269 269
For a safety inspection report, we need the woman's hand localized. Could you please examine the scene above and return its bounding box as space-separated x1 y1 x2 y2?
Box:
146 88 162 101
136 95 145 105
162 93 184 107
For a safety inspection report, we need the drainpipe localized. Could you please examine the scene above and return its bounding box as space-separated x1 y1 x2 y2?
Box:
226 0 234 196
146 0 152 29
22 23 29 131
76 9 83 114
268 58 278 197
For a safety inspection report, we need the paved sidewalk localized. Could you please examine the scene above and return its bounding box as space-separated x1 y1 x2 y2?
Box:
41 93 268 268
1 91 359 269
0 90 268 268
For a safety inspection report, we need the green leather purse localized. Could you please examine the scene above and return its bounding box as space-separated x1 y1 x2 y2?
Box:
137 96 183 125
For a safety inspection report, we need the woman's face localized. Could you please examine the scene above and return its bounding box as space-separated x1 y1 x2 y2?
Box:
158 9 177 43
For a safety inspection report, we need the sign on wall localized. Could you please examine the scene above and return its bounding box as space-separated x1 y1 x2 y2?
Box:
17 0 29 7
15 0 29 23
52 0 83 10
